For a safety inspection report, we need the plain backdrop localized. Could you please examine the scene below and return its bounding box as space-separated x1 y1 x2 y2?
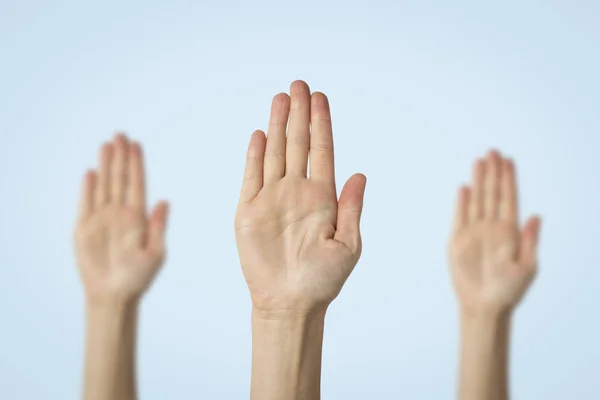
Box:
1 1 599 399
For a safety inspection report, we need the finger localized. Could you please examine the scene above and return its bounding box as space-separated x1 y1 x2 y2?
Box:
500 158 519 225
110 133 129 204
264 93 290 184
146 201 169 253
77 170 96 222
94 142 113 207
239 130 266 203
519 215 542 268
452 185 471 233
334 173 367 254
285 80 311 177
127 141 146 210
309 92 335 185
484 150 501 220
468 159 486 222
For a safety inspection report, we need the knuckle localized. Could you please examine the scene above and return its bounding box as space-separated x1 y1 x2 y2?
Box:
264 150 285 158
289 134 308 145
310 142 334 152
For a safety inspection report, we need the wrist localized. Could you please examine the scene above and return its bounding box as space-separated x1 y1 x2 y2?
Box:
460 305 512 325
252 307 327 323
86 293 140 312
251 306 326 353
460 309 511 348
251 308 326 340
86 297 139 326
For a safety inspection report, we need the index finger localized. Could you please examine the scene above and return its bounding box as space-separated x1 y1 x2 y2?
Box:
309 92 335 185
500 158 519 225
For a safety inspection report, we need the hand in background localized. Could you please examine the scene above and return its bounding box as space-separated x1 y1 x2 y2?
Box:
74 133 169 400
449 150 541 316
75 134 169 303
449 150 542 400
235 80 366 314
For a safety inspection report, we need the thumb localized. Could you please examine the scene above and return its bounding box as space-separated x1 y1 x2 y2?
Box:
519 215 542 268
147 200 170 254
334 173 367 253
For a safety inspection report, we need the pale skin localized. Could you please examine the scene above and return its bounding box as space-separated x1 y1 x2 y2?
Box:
74 134 169 400
235 80 367 400
449 150 541 400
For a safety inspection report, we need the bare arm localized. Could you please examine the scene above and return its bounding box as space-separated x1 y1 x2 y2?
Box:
459 312 510 400
74 134 169 400
84 300 138 400
250 310 325 400
235 81 367 400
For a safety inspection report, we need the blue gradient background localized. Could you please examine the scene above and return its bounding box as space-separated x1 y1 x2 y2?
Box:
1 1 599 398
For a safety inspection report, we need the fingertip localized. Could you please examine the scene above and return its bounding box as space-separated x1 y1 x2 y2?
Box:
151 200 170 228
354 173 367 189
459 184 471 199
489 151 502 175
114 131 128 141
112 134 130 160
531 214 542 234
249 130 267 151
161 200 170 216
114 134 129 151
157 200 169 214
85 168 97 180
130 140 141 153
487 148 501 160
344 173 367 193
473 158 485 174
339 174 367 210
290 80 310 95
310 92 331 118
84 170 97 192
272 92 291 108
100 142 113 158
526 214 541 228
311 91 329 104
521 215 542 247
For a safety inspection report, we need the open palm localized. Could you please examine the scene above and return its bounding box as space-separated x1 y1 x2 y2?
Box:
235 81 366 312
449 150 541 314
74 134 169 302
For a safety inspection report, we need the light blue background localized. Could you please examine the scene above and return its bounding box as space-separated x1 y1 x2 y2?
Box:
1 1 599 399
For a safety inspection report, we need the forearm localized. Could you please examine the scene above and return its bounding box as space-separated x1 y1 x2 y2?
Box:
458 311 511 400
84 299 139 400
250 308 326 400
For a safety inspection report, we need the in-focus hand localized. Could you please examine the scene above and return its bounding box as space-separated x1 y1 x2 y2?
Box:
449 150 541 316
74 134 169 304
235 81 366 313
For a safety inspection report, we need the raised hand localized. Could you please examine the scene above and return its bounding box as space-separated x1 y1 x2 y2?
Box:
235 80 367 313
236 81 366 400
74 134 169 303
450 150 542 400
449 150 541 315
75 133 169 400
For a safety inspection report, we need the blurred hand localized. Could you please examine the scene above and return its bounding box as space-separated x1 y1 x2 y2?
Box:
448 150 541 316
235 81 367 313
74 134 169 303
